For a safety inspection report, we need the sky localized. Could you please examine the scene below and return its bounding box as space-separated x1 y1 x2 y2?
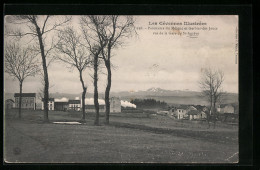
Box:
4 15 238 94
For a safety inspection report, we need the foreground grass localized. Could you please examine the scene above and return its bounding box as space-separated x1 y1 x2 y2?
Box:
4 109 238 163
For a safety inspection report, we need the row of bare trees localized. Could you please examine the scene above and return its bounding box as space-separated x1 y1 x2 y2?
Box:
5 15 136 125
5 15 71 122
5 15 224 128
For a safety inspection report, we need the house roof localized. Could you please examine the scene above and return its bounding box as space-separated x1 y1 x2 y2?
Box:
14 93 36 97
42 98 55 102
85 103 106 106
69 100 80 104
218 104 234 108
177 105 188 110
187 110 201 115
193 105 207 111
55 101 69 104
6 99 14 103
188 106 197 110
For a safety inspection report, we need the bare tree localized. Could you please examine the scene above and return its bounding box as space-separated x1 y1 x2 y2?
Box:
80 16 108 125
55 26 91 122
199 67 224 128
6 15 71 122
81 15 136 124
5 42 40 119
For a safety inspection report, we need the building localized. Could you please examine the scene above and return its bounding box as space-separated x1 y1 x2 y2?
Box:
54 98 69 111
176 105 188 119
39 96 123 112
68 100 81 111
5 99 14 109
187 110 207 120
110 97 121 113
84 97 122 113
14 93 36 110
54 102 69 111
41 98 55 111
193 105 208 113
217 104 235 114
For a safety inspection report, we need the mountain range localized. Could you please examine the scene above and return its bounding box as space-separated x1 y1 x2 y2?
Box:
5 87 238 106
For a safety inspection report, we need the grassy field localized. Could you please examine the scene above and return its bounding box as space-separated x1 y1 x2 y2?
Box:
4 109 238 163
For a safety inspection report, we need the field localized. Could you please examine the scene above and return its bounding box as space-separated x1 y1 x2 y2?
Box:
4 109 238 163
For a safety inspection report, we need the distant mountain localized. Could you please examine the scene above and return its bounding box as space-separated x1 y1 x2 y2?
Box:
109 87 238 106
110 87 206 97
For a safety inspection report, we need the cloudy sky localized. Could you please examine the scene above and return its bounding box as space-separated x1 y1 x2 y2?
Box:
4 15 238 94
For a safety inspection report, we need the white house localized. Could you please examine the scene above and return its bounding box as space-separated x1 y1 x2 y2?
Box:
15 93 36 110
41 98 55 111
176 105 188 119
68 99 81 111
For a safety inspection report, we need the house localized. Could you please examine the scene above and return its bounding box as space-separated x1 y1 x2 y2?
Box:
110 97 121 113
176 105 188 119
187 106 197 112
5 99 14 109
68 99 81 111
54 98 69 111
217 104 235 114
14 93 36 110
166 107 177 117
187 110 207 120
193 105 208 113
41 98 55 111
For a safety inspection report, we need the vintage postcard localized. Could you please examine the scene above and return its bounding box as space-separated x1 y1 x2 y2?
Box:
4 15 238 163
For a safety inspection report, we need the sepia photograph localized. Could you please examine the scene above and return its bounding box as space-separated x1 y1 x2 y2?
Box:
3 15 239 163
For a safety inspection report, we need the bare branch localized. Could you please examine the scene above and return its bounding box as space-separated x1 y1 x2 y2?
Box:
199 67 225 115
4 41 40 84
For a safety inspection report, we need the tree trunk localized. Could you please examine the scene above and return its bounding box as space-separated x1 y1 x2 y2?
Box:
105 62 111 124
94 55 100 125
79 70 86 122
34 22 49 122
213 100 216 129
81 88 86 121
207 98 212 128
18 81 23 119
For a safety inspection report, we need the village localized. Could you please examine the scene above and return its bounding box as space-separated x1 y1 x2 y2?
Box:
5 92 238 123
